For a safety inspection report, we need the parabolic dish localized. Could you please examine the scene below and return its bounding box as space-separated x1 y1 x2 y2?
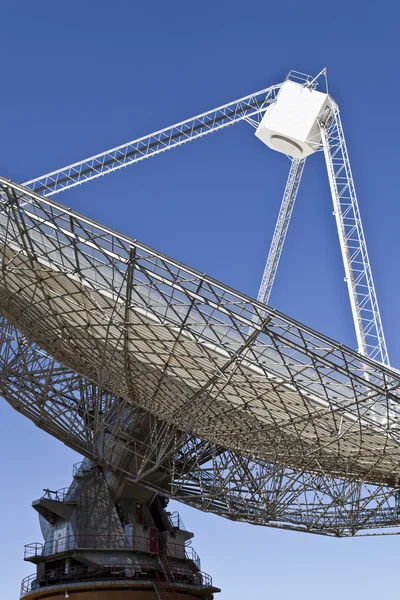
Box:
1 177 400 488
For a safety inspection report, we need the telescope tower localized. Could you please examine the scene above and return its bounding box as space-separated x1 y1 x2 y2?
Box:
21 462 218 600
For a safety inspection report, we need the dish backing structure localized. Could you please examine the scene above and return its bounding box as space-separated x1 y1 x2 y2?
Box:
3 70 400 599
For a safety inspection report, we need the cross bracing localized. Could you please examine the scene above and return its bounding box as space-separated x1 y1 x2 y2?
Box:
321 113 389 364
21 71 389 368
2 319 400 538
1 178 400 536
257 157 306 306
23 86 280 197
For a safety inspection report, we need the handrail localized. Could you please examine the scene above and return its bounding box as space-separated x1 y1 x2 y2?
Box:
24 542 44 558
185 546 201 570
24 532 200 567
72 461 94 478
25 534 131 558
168 511 186 531
20 563 213 597
41 487 77 502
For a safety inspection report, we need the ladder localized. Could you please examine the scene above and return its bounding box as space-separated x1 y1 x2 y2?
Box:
154 544 178 600
153 565 177 600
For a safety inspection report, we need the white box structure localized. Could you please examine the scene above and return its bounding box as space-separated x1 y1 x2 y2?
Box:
255 80 336 158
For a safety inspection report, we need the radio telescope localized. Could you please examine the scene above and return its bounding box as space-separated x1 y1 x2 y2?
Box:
4 70 400 599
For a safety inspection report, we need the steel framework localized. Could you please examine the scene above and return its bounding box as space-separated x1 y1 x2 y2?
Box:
321 111 389 364
21 72 389 369
253 76 389 366
23 86 280 197
1 177 400 537
257 157 306 305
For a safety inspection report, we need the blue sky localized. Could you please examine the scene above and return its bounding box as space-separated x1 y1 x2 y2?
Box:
1 1 400 598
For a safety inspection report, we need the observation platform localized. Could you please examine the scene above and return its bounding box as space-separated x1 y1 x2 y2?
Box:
20 464 218 600
20 568 216 600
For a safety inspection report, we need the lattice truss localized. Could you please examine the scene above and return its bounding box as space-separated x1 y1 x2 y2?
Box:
23 86 280 197
1 178 400 536
21 70 389 369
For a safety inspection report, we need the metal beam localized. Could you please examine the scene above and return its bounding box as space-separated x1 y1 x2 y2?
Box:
321 110 389 366
23 85 281 197
257 157 306 305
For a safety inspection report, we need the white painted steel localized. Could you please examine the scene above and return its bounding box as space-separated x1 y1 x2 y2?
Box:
321 111 389 366
23 86 281 197
21 72 389 368
257 157 306 305
255 80 335 158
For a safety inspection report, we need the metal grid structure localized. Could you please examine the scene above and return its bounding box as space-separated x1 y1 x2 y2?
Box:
321 112 389 364
20 71 389 369
1 177 400 537
23 86 280 197
257 157 306 305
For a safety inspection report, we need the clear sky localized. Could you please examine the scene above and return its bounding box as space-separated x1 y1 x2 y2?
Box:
1 1 400 598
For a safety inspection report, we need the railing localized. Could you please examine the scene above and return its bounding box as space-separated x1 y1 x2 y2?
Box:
24 542 45 559
25 534 131 558
25 532 201 570
41 487 77 503
20 563 213 597
184 546 200 570
24 533 198 560
286 69 319 88
168 511 186 531
72 460 94 478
